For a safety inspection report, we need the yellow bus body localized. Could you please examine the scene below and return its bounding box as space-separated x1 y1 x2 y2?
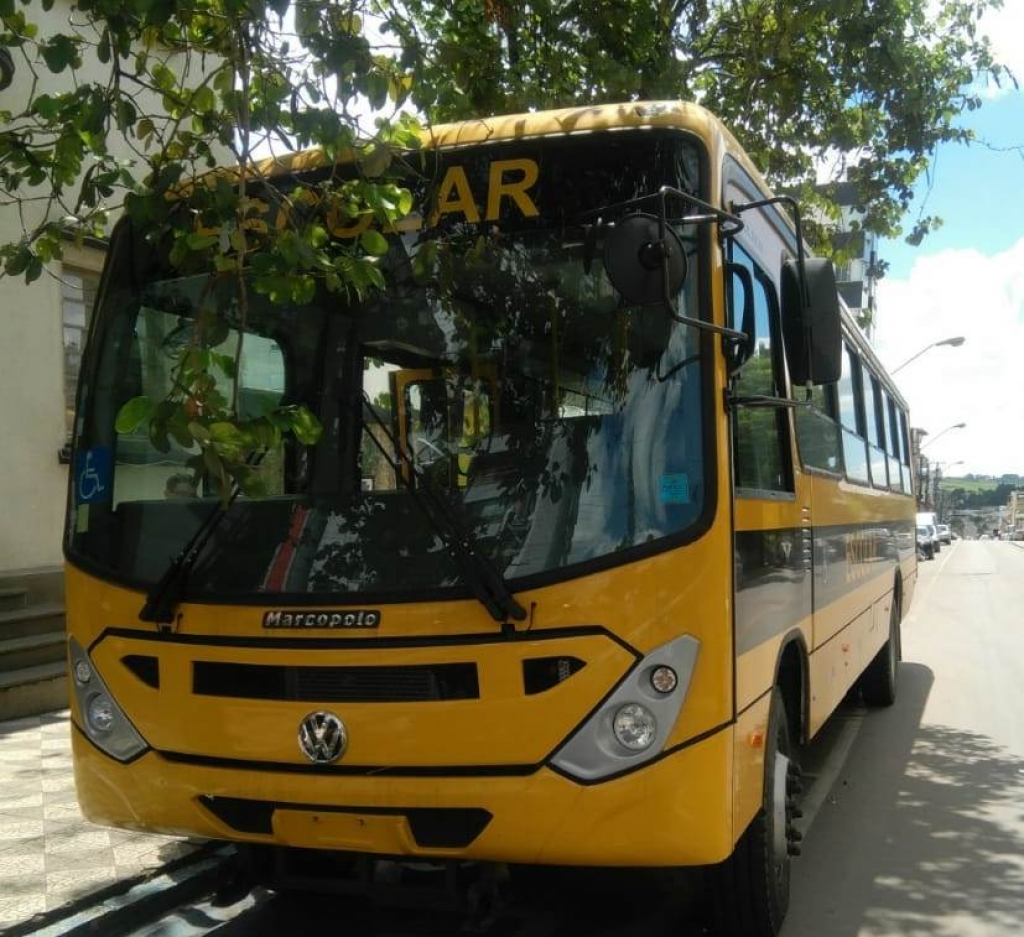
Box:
66 100 916 872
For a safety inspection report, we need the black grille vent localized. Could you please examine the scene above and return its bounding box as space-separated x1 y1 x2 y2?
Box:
122 655 160 689
193 661 479 702
522 656 585 695
198 795 492 848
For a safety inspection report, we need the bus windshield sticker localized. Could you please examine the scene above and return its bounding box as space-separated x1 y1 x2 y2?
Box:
76 447 112 504
659 473 691 504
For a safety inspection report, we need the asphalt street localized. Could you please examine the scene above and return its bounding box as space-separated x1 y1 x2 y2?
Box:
782 540 1024 937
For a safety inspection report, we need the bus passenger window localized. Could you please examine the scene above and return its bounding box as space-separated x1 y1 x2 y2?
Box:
838 345 870 485
883 394 904 493
795 383 841 473
862 369 888 489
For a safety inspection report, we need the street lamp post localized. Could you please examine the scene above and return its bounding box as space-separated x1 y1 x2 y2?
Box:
891 336 966 375
932 460 964 521
921 422 967 450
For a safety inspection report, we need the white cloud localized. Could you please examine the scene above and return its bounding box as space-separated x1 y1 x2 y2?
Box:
979 2 1024 96
873 237 1024 476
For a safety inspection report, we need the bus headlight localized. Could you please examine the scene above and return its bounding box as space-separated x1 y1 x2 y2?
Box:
68 638 149 763
550 634 699 782
86 693 116 734
73 658 92 686
612 703 657 751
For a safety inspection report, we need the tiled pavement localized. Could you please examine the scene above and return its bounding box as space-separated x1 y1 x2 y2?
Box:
0 710 201 932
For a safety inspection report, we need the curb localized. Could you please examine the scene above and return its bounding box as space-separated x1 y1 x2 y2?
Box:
7 842 234 937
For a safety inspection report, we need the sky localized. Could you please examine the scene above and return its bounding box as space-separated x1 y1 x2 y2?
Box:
871 3 1024 478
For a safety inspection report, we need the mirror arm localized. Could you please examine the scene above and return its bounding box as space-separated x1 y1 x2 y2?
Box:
671 311 746 340
578 185 745 235
725 390 810 412
729 194 809 299
729 194 815 381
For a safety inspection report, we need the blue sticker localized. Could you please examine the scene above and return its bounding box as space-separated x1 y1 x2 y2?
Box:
659 473 691 505
76 447 112 504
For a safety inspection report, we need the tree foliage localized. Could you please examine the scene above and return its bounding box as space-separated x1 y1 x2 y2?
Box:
0 0 1013 494
390 0 1013 244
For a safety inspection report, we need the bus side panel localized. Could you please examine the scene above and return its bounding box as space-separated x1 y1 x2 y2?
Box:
902 560 917 614
807 606 869 736
731 689 772 844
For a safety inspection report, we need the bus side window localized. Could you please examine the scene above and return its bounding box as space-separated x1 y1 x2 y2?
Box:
728 243 792 495
837 344 870 485
898 408 913 494
794 383 842 473
862 368 888 489
882 393 904 493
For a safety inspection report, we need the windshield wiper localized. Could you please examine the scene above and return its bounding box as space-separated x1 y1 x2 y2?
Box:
138 488 241 628
361 394 527 627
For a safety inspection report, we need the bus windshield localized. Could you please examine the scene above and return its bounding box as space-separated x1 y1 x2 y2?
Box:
68 131 709 604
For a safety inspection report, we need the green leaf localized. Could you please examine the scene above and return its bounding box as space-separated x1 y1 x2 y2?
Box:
188 421 212 445
185 232 218 251
365 71 389 110
360 229 389 257
193 86 216 114
209 421 243 444
41 35 79 74
289 406 323 446
115 396 156 434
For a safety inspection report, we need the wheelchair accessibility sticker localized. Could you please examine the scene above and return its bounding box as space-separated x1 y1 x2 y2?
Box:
76 448 112 504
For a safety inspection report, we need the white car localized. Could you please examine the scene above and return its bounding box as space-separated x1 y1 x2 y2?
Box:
937 523 952 545
916 511 941 553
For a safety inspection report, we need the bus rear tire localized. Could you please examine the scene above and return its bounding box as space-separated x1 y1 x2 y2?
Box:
707 687 795 937
860 591 901 707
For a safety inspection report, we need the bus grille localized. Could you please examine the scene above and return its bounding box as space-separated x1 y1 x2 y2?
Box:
192 661 479 702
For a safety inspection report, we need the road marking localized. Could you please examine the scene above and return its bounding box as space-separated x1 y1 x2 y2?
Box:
911 541 959 616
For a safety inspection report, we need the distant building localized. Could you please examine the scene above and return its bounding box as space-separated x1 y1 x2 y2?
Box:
1009 489 1024 535
825 182 881 341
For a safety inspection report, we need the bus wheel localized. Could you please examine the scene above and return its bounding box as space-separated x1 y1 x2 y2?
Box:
860 592 901 707
707 687 797 937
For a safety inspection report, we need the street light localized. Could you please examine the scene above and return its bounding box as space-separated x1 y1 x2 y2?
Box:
932 461 964 524
891 336 966 375
921 422 966 449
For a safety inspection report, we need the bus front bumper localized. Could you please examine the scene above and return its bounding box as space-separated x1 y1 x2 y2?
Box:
71 722 735 868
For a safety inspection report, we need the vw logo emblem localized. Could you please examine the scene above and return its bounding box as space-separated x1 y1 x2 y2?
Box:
297 711 347 764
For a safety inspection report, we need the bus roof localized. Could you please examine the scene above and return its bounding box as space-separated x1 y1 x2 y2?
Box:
249 100 738 178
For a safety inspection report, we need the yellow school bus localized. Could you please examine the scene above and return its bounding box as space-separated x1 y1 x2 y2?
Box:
65 101 916 935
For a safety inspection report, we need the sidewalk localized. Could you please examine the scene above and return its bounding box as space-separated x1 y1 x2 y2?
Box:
0 709 203 932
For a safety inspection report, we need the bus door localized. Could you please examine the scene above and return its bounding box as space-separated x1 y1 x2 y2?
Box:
724 191 812 713
390 367 497 489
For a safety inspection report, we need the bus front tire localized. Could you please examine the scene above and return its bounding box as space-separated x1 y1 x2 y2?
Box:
707 687 796 937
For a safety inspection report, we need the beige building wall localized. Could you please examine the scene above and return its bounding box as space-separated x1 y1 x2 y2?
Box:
0 3 226 574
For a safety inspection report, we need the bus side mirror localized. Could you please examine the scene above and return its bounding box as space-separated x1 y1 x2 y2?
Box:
603 213 687 306
780 257 842 386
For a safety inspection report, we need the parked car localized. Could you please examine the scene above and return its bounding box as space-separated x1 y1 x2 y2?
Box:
917 524 935 560
916 511 941 553
938 523 952 545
